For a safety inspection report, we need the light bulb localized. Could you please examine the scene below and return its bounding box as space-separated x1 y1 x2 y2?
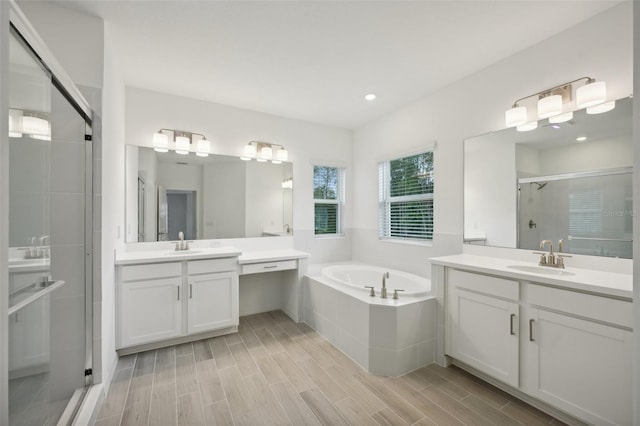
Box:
261 146 273 161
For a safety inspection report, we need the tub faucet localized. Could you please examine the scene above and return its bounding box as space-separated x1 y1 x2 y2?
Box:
381 272 390 298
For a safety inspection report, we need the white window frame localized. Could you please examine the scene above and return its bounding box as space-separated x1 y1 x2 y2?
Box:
313 165 345 236
378 151 434 242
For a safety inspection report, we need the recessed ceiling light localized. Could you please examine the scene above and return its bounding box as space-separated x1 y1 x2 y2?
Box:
576 136 587 142
364 93 376 101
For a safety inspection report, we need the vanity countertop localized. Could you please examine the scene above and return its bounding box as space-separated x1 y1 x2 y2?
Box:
8 258 50 273
115 246 242 265
430 254 633 300
239 249 309 264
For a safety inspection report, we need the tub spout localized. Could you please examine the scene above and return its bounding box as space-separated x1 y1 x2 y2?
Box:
381 272 390 298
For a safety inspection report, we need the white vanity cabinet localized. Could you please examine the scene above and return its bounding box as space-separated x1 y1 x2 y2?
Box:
187 258 239 334
439 262 633 426
521 285 633 425
117 256 239 352
118 262 183 348
447 269 519 387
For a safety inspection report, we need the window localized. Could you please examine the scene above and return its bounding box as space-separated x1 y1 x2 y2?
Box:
378 151 434 241
314 166 344 235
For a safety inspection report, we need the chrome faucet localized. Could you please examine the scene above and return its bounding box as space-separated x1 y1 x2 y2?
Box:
540 240 555 265
381 272 390 298
284 224 291 234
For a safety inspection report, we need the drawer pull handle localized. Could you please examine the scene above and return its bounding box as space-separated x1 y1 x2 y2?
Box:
264 265 278 269
529 319 535 342
510 313 516 335
177 286 180 301
189 284 193 299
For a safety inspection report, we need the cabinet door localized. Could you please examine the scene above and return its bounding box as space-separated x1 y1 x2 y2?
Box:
449 286 519 387
524 309 632 425
9 296 50 374
188 272 238 334
119 278 182 348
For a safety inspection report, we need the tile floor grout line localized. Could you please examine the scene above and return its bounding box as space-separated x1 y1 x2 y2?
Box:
144 350 158 426
117 353 136 426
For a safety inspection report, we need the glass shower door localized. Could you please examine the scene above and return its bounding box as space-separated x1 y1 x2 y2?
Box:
8 27 92 425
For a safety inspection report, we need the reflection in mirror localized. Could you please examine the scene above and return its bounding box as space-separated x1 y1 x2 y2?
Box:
464 96 632 258
125 146 293 242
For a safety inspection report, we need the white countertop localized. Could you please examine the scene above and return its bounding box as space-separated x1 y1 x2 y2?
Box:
8 258 50 273
115 246 242 265
430 254 633 300
238 249 309 264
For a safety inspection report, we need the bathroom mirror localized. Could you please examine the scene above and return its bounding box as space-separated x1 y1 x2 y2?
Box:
464 96 632 258
125 146 293 242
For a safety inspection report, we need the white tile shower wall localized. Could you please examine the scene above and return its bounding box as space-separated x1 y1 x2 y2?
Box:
352 3 632 276
304 276 436 376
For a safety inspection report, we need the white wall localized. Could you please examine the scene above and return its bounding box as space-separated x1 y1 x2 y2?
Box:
100 21 126 392
203 161 245 238
125 87 354 262
352 3 633 279
17 2 103 89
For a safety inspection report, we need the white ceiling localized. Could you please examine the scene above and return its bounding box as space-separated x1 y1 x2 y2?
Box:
59 1 620 130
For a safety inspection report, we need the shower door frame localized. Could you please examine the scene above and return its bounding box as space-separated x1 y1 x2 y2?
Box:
1 1 96 423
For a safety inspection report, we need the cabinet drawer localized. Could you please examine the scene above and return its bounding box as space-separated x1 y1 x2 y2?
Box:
242 259 297 275
448 269 519 301
121 262 181 281
188 257 238 275
527 284 632 328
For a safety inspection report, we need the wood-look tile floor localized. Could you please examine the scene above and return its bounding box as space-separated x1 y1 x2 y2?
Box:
95 311 563 426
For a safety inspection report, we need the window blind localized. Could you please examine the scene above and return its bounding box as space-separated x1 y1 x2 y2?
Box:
378 152 434 241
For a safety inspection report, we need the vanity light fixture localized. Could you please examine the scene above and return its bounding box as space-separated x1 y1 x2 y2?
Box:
241 141 288 164
152 129 211 156
505 77 612 132
7 108 51 140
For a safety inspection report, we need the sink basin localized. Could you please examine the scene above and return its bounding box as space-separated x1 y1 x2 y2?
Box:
507 264 575 276
166 250 203 256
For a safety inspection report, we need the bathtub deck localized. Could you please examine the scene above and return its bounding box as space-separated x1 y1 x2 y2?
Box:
95 310 559 426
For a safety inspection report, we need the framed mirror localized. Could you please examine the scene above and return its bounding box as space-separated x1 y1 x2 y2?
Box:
125 146 293 242
464 96 632 259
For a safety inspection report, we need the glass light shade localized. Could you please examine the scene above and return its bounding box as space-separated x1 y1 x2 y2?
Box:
548 111 573 124
153 132 169 152
9 109 23 137
196 138 211 157
260 146 273 161
242 144 256 159
21 116 50 138
576 81 606 108
537 95 562 119
516 121 538 132
586 100 615 115
276 148 288 162
505 106 527 128
175 136 190 154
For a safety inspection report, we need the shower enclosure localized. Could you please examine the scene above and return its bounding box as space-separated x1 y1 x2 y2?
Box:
6 20 94 425
518 168 633 258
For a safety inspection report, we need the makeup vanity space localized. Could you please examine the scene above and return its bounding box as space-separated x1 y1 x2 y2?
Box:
117 144 307 355
115 247 308 355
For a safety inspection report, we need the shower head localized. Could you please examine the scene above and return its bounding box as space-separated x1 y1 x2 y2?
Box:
535 182 548 190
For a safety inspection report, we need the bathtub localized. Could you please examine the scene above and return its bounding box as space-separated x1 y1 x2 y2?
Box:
304 263 436 376
321 264 431 297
